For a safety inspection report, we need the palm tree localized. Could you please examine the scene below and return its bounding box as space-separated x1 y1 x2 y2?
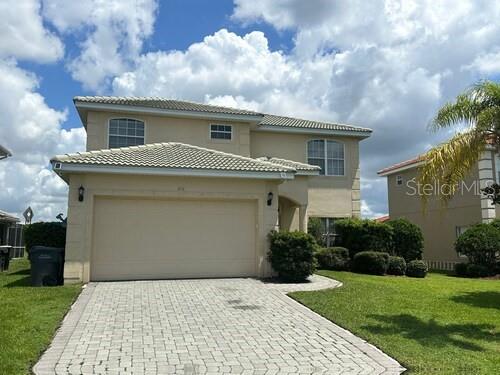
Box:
419 81 500 201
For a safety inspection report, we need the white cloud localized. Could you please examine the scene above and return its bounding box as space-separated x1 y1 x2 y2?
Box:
0 0 63 62
43 0 158 90
466 50 500 75
0 60 85 221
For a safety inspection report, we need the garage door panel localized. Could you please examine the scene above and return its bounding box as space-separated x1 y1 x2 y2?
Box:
91 198 256 280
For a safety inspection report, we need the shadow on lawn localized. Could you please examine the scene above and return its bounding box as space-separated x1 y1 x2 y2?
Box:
3 276 31 288
451 291 500 310
363 314 498 351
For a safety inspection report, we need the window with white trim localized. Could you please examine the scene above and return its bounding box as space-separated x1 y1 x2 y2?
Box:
210 124 232 140
307 140 344 176
320 217 340 247
108 118 145 148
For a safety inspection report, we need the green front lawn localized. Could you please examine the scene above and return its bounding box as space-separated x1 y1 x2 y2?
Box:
0 258 81 375
291 271 500 375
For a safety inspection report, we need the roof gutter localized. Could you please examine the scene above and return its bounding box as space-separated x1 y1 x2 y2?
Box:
75 101 264 127
51 161 295 181
377 161 425 176
256 125 372 138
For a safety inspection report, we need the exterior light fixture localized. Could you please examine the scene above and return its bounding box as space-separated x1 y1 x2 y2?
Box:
267 192 274 206
78 186 85 202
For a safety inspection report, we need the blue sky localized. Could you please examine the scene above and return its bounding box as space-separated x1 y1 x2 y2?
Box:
1 0 499 221
21 0 295 132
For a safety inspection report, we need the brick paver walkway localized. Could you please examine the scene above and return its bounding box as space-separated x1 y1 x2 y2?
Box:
34 278 404 374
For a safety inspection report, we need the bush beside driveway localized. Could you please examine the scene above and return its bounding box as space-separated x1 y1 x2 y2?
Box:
291 271 500 374
0 258 81 375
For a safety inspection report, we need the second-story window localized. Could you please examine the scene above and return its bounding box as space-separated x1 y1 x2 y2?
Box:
210 124 232 140
109 118 145 148
307 139 344 176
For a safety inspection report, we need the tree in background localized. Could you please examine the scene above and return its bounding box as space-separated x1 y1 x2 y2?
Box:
419 81 500 202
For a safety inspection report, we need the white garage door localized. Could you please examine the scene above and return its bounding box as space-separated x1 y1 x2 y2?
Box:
91 197 256 281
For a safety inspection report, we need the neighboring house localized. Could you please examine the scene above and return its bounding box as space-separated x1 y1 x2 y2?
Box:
378 150 498 269
0 146 22 255
0 145 12 160
52 96 371 283
374 215 390 223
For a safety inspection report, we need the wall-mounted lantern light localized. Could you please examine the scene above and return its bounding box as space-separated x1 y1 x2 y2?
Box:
78 186 85 202
267 192 274 206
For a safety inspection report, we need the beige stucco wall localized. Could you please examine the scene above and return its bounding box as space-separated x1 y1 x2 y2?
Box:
86 110 252 156
386 166 482 263
250 131 361 219
64 173 280 283
82 109 364 227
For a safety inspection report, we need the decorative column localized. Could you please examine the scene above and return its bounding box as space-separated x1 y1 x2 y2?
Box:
298 205 308 232
478 150 496 223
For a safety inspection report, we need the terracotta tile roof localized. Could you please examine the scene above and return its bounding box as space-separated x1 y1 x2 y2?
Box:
52 142 295 174
74 96 371 135
377 155 425 176
259 114 372 134
374 215 390 223
0 210 19 223
256 156 321 172
0 145 12 159
74 96 262 117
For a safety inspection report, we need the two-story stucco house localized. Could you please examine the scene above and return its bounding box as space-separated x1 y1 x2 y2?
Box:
378 150 498 270
52 97 371 283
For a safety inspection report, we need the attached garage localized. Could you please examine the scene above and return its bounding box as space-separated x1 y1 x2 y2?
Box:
52 142 295 283
91 197 257 281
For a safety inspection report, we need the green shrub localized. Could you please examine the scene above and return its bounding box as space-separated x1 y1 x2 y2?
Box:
336 218 394 257
455 223 500 269
464 264 491 278
489 218 500 231
455 262 495 278
387 218 424 261
268 231 317 282
406 260 428 278
352 251 390 275
315 247 350 270
454 262 469 277
23 222 66 252
307 217 324 246
387 256 406 275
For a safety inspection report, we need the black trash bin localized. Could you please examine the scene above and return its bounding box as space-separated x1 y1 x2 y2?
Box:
29 246 65 286
0 246 11 271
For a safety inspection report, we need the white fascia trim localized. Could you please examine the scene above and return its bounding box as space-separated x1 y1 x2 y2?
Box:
75 102 264 123
52 162 295 180
295 170 321 176
377 161 425 177
256 125 372 138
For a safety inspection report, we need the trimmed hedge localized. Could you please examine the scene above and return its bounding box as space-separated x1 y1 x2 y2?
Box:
24 222 66 252
268 231 317 282
315 247 350 270
454 262 469 277
388 218 424 261
387 256 406 276
406 260 428 278
455 223 500 270
336 219 394 257
352 251 390 275
455 262 492 278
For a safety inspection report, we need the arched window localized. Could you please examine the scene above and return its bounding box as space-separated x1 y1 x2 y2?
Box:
307 140 344 176
108 118 145 148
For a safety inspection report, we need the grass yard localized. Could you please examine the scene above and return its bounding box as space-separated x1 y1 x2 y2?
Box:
0 258 81 375
291 271 500 374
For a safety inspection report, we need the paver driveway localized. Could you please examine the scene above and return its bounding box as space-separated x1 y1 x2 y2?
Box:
34 278 404 374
